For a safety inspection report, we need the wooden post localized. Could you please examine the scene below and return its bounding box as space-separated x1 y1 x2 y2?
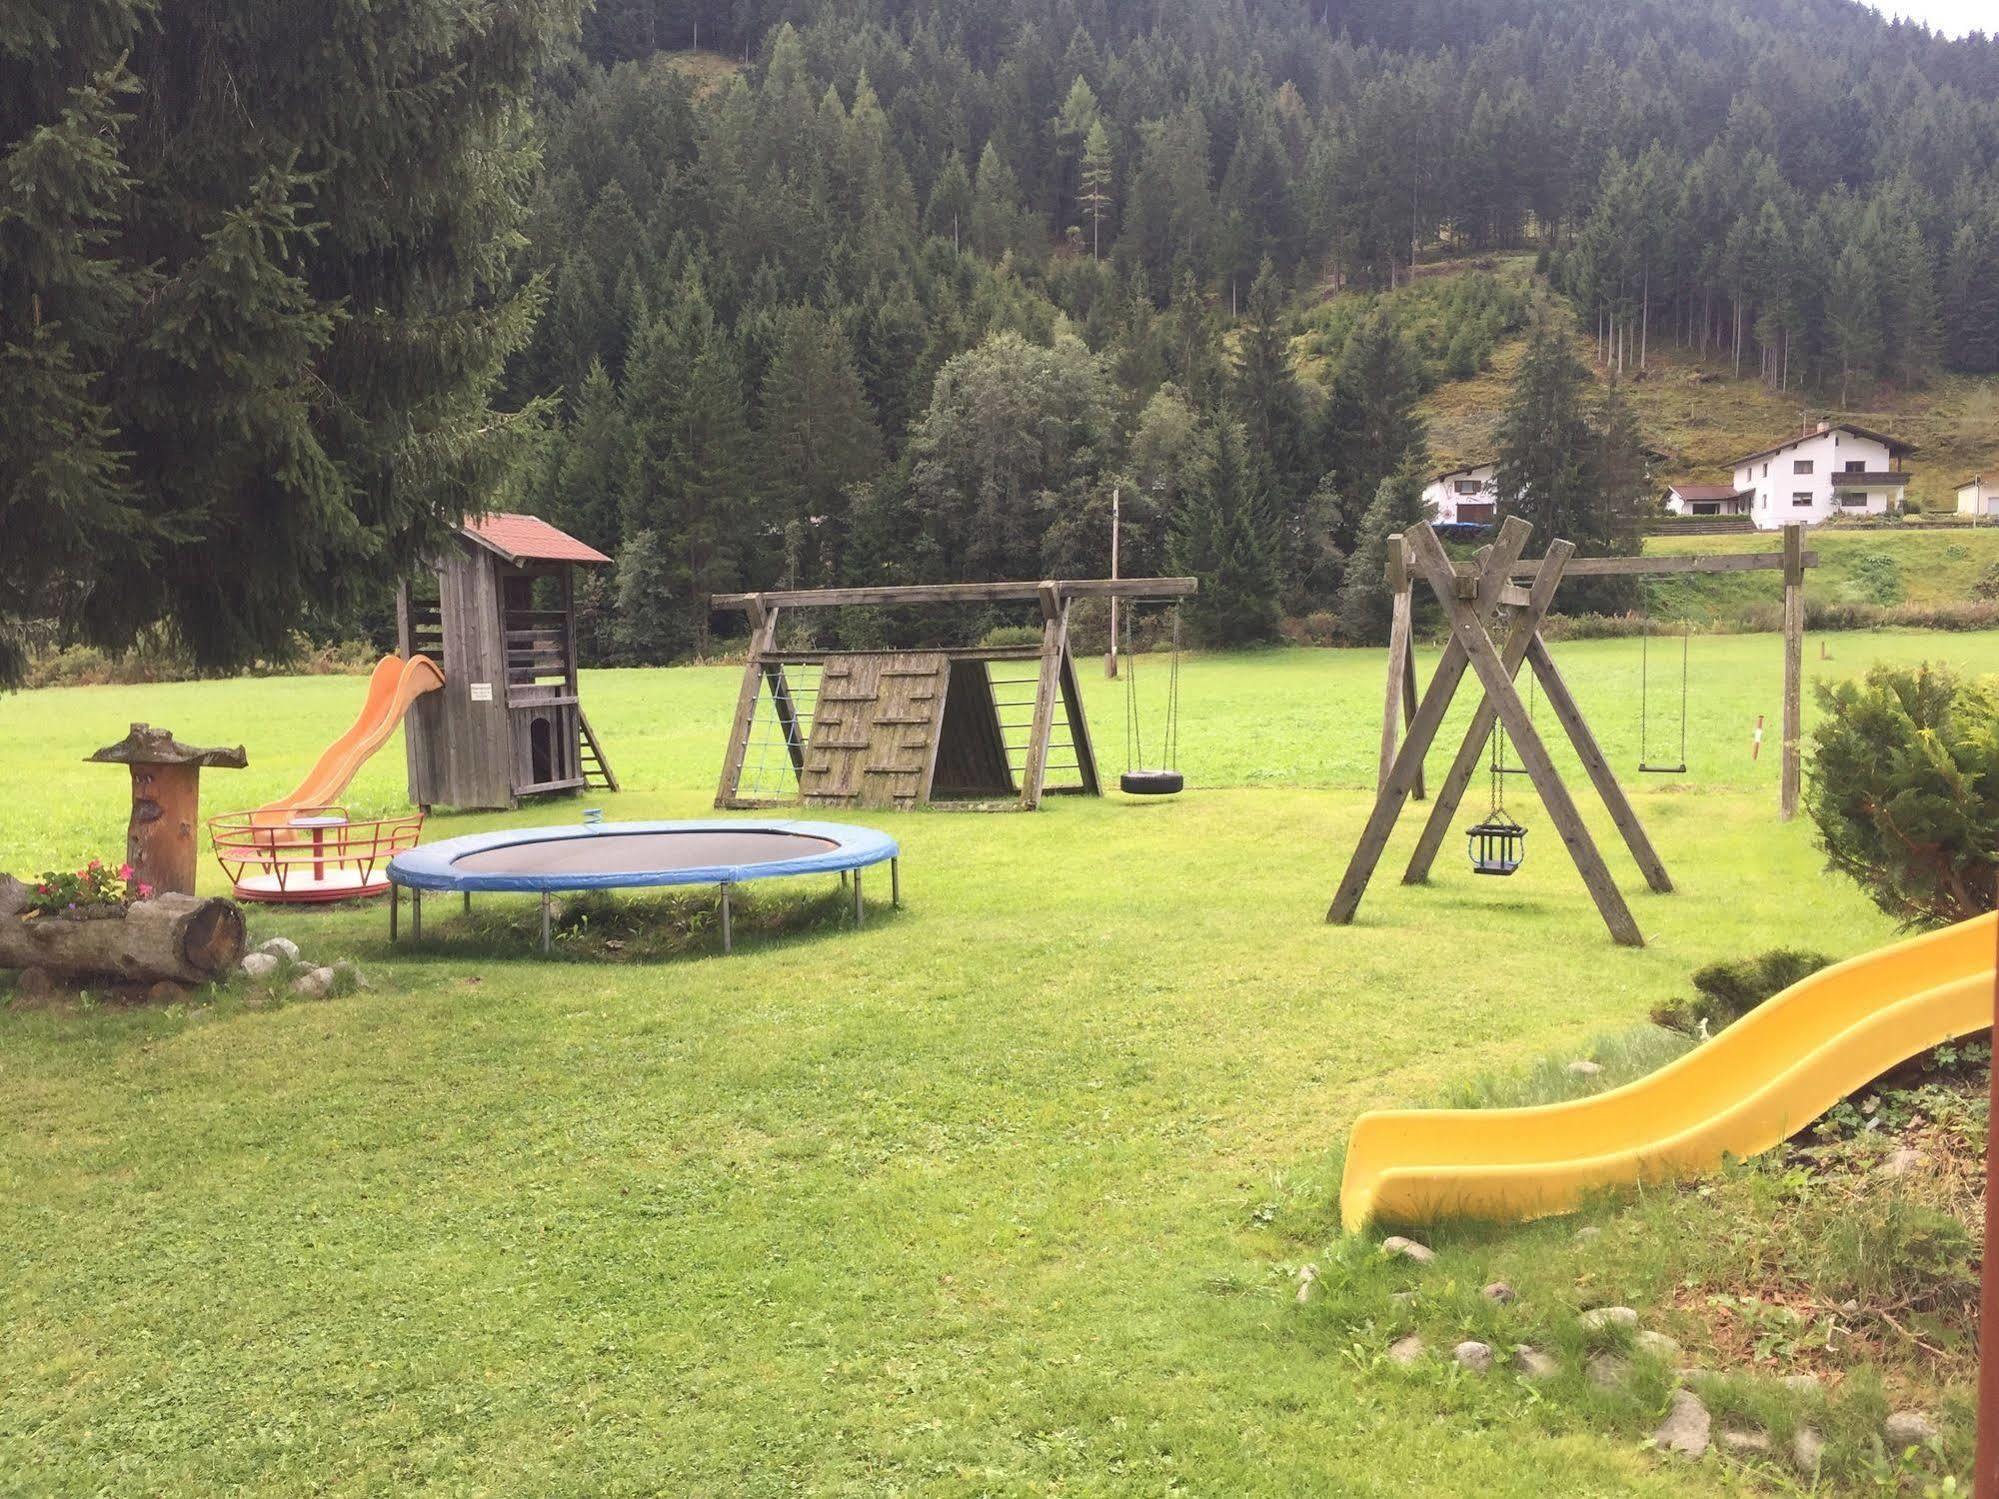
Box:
1406 527 1644 947
1402 542 1577 886
1379 535 1408 793
1057 644 1101 794
1328 519 1532 927
715 598 780 808
1020 582 1069 810
1781 522 1804 821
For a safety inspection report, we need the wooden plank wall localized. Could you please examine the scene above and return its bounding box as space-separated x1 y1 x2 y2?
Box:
932 660 1016 799
798 652 951 809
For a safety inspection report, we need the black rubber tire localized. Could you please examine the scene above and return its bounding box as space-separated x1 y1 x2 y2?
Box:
1120 769 1184 796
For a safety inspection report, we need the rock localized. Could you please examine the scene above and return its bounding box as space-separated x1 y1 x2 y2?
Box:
290 966 335 1000
330 960 364 989
15 966 55 1000
1481 1280 1516 1304
1791 1426 1824 1476
1883 1410 1937 1449
1512 1347 1559 1381
1566 1060 1604 1077
1634 1330 1681 1360
1295 1265 1317 1304
146 980 190 1004
1879 1146 1922 1178
1575 1226 1602 1243
1390 1291 1418 1308
1780 1373 1821 1395
1581 1305 1640 1331
1653 1389 1711 1459
1587 1353 1631 1389
257 936 301 961
1388 1334 1425 1366
1453 1340 1495 1373
1719 1427 1772 1458
238 951 280 979
1380 1235 1436 1265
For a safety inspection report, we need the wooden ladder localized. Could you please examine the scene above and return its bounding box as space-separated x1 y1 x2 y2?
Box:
578 709 619 792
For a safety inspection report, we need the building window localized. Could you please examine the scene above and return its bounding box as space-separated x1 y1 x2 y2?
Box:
1839 492 1867 507
1845 460 1866 473
1454 479 1482 495
1792 492 1814 507
1794 459 1813 474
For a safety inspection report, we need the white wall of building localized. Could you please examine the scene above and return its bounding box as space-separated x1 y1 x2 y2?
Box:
1733 427 1907 530
1958 479 1999 516
1421 464 1497 525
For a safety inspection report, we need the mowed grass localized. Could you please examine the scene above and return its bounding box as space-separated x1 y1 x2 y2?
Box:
1 631 1992 1494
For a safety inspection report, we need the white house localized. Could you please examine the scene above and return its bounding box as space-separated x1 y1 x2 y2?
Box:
1956 475 1999 519
1664 482 1754 517
1729 421 1915 529
1422 462 1497 526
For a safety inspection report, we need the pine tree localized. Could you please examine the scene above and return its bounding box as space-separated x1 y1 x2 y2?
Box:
1 0 573 685
1171 420 1279 646
1943 218 1999 374
1827 242 1882 406
924 152 973 252
1335 468 1429 646
1493 320 1633 578
969 142 1027 262
1317 309 1428 554
758 307 882 586
1079 120 1115 261
1232 261 1311 539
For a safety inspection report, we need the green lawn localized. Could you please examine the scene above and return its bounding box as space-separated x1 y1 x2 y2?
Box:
3 631 1992 1494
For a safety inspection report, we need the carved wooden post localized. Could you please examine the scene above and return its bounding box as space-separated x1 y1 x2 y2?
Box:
87 725 247 896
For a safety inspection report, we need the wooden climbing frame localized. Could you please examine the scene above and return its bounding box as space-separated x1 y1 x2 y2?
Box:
709 578 1196 812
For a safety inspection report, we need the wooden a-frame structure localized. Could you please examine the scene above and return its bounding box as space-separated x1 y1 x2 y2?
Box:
1343 517 1815 946
710 577 1195 812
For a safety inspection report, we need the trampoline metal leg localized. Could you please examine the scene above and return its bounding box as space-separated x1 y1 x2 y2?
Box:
720 883 732 955
853 870 864 928
412 888 422 942
891 857 900 909
539 892 552 955
389 884 399 944
463 890 472 915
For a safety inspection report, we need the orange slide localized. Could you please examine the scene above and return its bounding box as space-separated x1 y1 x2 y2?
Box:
254 654 443 823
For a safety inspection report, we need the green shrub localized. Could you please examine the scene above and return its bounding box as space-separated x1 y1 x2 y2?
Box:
1806 662 1999 927
1971 561 1999 601
1654 949 1834 1033
1845 550 1905 605
979 624 1042 648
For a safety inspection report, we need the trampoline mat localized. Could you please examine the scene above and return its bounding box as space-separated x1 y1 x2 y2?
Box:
451 829 842 877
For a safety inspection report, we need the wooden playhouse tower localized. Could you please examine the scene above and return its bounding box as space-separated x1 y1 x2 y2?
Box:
396 514 617 810
709 577 1194 812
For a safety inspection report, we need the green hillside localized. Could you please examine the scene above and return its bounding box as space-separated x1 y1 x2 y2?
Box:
1406 262 1999 515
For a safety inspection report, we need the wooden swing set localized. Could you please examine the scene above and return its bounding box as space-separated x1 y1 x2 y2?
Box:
1334 517 1813 947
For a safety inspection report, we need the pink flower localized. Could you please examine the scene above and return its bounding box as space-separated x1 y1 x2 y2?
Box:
138 883 155 899
118 863 134 879
88 859 101 869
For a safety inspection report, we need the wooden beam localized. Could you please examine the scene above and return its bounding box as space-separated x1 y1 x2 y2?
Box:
759 645 1045 665
1328 518 1532 926
1020 583 1069 810
712 577 1197 612
1402 540 1575 887
1781 522 1805 821
1505 551 1817 579
1379 534 1409 794
1408 525 1645 947
1524 632 1673 894
714 600 780 808
1056 643 1101 795
763 662 807 775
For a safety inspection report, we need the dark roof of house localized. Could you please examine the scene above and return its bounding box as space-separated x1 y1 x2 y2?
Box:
460 513 612 566
1955 474 1991 489
1429 461 1492 483
1730 422 1916 469
1668 484 1751 502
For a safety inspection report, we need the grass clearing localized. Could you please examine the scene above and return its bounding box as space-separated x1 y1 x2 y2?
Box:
2 631 1993 1492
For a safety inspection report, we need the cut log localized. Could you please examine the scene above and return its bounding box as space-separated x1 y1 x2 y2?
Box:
0 877 246 984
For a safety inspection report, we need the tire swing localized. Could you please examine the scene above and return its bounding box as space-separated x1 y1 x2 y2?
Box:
1466 718 1526 876
1120 603 1184 796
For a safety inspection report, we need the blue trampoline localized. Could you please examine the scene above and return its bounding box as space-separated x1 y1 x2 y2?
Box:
387 819 900 954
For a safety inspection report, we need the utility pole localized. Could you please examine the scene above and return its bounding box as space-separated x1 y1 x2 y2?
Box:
1105 485 1121 679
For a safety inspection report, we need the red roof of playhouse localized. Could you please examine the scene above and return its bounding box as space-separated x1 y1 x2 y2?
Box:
460 513 612 566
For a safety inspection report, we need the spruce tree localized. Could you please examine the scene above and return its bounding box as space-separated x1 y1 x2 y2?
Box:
1171 420 1279 646
1317 309 1428 554
1 0 574 685
1335 468 1428 646
1079 121 1116 262
1492 320 1605 548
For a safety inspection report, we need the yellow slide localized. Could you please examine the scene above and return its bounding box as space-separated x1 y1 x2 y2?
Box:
1341 913 1997 1232
254 654 444 823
